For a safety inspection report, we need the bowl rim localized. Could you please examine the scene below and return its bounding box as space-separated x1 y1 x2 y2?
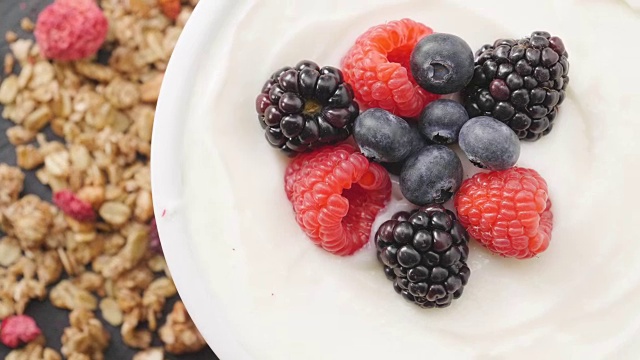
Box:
150 1 252 359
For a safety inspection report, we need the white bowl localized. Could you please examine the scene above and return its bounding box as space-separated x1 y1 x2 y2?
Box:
152 1 640 359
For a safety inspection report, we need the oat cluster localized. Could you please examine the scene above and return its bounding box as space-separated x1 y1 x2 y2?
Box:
0 0 206 358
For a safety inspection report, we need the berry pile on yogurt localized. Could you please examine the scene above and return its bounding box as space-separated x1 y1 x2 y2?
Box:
255 18 568 308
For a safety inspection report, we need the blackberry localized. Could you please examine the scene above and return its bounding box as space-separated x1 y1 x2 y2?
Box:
463 32 570 141
256 60 359 154
375 205 471 308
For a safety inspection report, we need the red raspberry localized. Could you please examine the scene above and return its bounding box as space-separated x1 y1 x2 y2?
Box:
159 0 181 20
285 144 391 256
341 19 439 118
34 0 108 61
1 315 42 348
454 168 553 259
149 217 163 255
53 190 96 222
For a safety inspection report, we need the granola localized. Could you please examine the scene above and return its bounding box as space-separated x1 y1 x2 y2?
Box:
61 309 110 360
0 237 21 267
1 195 54 249
5 126 36 146
0 0 205 358
99 297 123 326
0 165 24 209
159 301 207 355
5 31 18 43
50 280 98 311
4 53 15 75
133 347 164 360
15 144 44 170
6 342 61 360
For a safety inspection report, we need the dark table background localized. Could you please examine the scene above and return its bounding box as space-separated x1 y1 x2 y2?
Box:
0 1 219 359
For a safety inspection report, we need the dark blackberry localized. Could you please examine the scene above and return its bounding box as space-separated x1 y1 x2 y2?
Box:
375 205 470 308
463 32 570 141
256 60 359 154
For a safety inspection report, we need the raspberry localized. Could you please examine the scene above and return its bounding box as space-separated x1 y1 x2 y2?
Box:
34 0 109 61
454 167 553 259
53 190 96 222
285 144 391 255
341 19 439 118
159 0 181 20
1 315 42 348
149 217 163 255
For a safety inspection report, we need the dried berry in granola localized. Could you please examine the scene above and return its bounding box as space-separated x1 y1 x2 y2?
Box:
0 314 42 348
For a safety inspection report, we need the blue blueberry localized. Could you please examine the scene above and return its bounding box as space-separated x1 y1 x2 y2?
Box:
354 108 425 163
410 33 474 94
400 145 463 205
458 116 520 170
407 123 429 153
418 99 469 144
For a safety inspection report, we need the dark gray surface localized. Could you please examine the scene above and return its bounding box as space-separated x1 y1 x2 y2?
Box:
0 1 218 359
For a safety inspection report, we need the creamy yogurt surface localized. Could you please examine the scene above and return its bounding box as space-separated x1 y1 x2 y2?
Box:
179 0 640 358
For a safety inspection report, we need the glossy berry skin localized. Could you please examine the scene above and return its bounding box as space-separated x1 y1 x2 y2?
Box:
285 144 391 256
458 116 520 170
375 205 471 308
463 32 570 141
341 19 439 118
400 145 463 205
418 99 469 144
354 108 427 163
454 167 553 259
256 60 359 154
410 33 475 95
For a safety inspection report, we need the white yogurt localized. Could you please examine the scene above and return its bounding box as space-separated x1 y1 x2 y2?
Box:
181 0 640 358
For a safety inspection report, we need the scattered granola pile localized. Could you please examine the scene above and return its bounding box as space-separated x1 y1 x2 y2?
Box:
0 0 207 358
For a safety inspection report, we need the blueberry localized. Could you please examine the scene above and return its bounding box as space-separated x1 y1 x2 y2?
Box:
353 108 422 163
418 99 469 144
380 161 405 177
410 33 474 94
458 116 520 170
400 145 463 205
407 123 429 154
